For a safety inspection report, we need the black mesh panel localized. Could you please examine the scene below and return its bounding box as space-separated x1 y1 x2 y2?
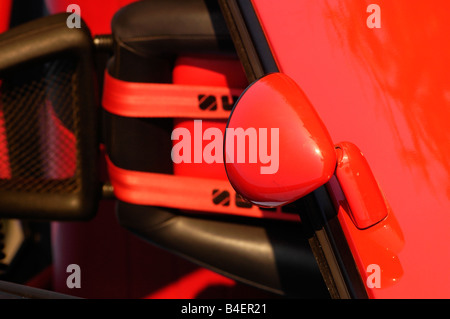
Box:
0 58 81 194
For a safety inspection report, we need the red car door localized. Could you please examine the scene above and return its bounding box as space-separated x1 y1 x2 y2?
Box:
235 0 450 298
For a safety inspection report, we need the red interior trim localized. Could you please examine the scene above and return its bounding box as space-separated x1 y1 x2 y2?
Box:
0 0 12 33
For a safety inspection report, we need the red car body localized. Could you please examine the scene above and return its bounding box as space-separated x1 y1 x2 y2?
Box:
251 0 450 298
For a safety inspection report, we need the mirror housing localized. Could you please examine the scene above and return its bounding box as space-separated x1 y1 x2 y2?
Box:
224 73 336 207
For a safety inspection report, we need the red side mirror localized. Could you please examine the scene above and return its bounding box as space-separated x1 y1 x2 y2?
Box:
224 73 336 207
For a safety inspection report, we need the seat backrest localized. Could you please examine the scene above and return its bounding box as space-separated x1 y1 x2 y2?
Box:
45 0 139 35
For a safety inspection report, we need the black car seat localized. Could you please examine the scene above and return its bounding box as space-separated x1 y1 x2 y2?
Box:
103 0 329 298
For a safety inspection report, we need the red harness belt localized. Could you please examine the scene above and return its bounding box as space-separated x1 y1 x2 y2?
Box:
102 71 299 222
